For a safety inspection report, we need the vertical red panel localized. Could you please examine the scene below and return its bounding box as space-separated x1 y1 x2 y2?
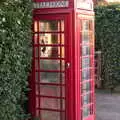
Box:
77 14 95 120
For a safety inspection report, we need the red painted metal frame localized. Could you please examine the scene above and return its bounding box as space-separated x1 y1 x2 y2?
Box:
30 12 74 120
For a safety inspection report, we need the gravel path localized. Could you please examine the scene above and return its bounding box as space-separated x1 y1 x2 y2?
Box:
96 90 120 120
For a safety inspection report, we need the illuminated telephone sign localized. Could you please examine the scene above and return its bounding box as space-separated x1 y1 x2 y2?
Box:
33 0 69 9
33 0 93 10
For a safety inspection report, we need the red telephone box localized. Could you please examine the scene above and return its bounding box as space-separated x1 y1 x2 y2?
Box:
30 0 95 120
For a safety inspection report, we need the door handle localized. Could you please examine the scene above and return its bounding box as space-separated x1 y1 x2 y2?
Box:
65 62 70 69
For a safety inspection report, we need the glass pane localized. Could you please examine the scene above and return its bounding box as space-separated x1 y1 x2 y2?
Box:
39 20 64 32
40 60 65 71
82 57 90 68
40 59 60 70
82 82 90 93
83 107 90 117
82 32 89 43
82 46 90 56
82 69 90 80
41 97 60 109
41 110 60 120
40 85 65 97
40 85 60 97
83 94 90 105
40 46 59 58
39 34 64 45
82 20 89 31
40 46 65 58
40 72 60 83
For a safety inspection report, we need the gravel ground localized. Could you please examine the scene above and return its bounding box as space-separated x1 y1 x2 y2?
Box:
96 90 120 120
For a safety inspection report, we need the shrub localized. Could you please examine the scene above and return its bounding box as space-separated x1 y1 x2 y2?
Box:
0 0 32 120
95 4 120 89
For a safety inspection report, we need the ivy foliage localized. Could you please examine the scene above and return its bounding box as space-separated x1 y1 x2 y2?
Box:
95 4 120 89
0 0 32 120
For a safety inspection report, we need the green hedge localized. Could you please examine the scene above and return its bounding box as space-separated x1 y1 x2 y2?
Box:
0 0 32 120
95 4 120 89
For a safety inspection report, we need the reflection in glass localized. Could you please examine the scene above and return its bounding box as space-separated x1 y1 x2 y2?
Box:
41 97 60 109
40 72 65 84
40 59 60 70
82 46 90 56
40 60 65 71
82 57 90 68
39 34 64 45
82 20 89 31
40 85 60 97
39 20 64 32
82 82 90 93
40 72 60 83
81 20 94 118
82 69 90 80
40 85 65 98
40 46 64 58
83 94 90 105
83 107 90 117
41 110 60 120
82 32 89 43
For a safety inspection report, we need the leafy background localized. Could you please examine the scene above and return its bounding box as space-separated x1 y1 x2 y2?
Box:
0 0 32 120
95 4 120 90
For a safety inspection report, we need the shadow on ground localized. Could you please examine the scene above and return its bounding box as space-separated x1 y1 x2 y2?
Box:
96 89 120 120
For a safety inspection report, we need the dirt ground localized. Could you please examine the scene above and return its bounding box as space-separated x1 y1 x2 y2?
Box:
96 89 120 120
